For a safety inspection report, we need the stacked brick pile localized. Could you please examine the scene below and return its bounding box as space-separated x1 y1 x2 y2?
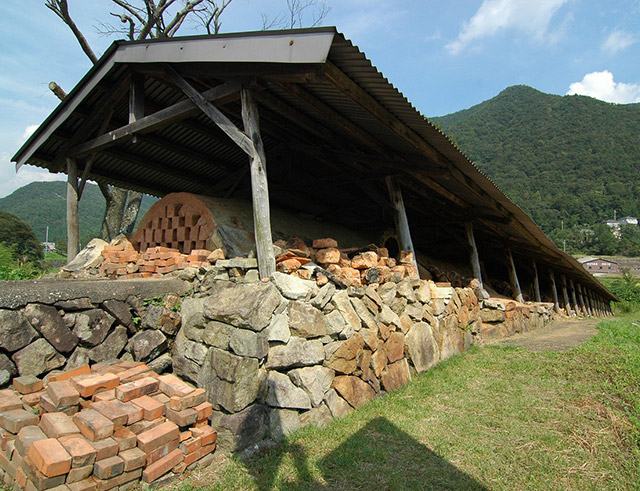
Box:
0 361 217 490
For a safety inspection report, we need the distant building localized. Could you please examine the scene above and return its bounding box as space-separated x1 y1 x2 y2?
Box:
579 256 640 276
605 216 638 238
42 242 56 253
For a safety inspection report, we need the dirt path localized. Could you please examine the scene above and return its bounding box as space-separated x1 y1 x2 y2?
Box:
496 318 600 351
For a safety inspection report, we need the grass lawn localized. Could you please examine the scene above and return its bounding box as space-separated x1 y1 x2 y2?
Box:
174 314 640 490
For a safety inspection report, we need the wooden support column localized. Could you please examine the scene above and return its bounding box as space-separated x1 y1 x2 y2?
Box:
507 249 524 303
66 158 79 261
532 260 542 303
561 274 573 316
577 284 589 316
569 279 581 316
586 291 595 316
241 88 275 279
464 223 483 291
549 271 560 313
386 177 419 276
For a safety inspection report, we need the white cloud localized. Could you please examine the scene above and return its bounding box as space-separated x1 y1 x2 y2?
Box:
20 124 39 142
566 70 640 104
447 0 569 54
602 30 636 54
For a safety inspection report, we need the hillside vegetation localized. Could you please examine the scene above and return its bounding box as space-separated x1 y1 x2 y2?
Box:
433 86 640 253
0 181 155 248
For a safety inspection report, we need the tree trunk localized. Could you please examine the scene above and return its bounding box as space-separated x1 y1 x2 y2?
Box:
100 184 127 241
121 191 143 234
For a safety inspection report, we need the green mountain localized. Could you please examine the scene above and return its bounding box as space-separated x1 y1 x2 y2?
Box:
0 182 155 250
432 85 640 247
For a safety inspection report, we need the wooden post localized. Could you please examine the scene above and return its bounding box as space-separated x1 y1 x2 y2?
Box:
549 271 560 313
561 274 572 316
66 158 79 261
532 260 542 303
569 279 581 316
577 284 589 316
507 249 524 303
464 222 487 298
586 290 595 316
385 176 419 276
241 88 275 279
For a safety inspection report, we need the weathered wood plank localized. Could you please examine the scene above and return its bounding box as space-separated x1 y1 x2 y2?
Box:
532 260 542 302
465 222 488 298
561 274 573 316
569 278 581 316
549 271 560 313
241 88 275 279
386 177 419 276
66 158 79 261
507 249 524 303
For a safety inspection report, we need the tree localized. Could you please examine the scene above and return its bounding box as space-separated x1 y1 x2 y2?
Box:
45 0 235 241
262 0 329 30
0 212 43 265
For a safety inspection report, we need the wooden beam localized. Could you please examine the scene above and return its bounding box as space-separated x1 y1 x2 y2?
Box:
569 278 581 316
129 74 145 123
532 260 542 302
507 248 524 303
66 158 79 261
561 274 573 316
465 222 488 298
386 177 418 275
241 88 275 279
69 81 240 157
549 271 560 313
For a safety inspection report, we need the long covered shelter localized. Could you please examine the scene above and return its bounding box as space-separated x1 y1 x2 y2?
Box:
11 27 614 313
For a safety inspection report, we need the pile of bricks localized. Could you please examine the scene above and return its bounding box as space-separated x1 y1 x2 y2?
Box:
274 237 418 288
0 361 217 490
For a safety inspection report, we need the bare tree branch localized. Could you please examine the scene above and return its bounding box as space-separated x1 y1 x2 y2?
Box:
110 12 136 40
45 0 98 63
192 0 234 35
262 0 329 30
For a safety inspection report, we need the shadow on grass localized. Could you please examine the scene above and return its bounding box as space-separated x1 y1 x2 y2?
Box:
243 417 487 490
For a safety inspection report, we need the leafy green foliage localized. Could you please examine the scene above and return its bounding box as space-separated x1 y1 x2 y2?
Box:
0 181 155 248
0 243 41 280
433 86 640 254
601 272 640 313
0 211 43 264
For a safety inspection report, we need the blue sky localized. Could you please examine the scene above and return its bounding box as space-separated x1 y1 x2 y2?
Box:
0 0 638 197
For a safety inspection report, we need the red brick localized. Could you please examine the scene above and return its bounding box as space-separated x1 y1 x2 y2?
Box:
145 439 178 465
191 426 217 447
46 381 80 408
66 463 93 483
117 365 151 384
113 427 136 452
165 407 197 427
94 468 141 491
194 401 213 422
22 391 43 407
15 426 46 456
136 421 179 453
179 431 191 443
179 437 200 455
115 377 158 402
72 373 120 399
58 434 96 467
127 417 165 435
168 388 206 412
12 376 43 395
157 375 193 398
15 465 27 488
0 409 39 434
39 412 79 438
39 392 78 414
91 401 128 426
183 442 216 467
92 438 118 461
131 396 164 421
118 447 146 472
67 478 98 491
73 410 114 441
26 438 71 477
92 390 115 403
0 389 23 412
93 456 124 480
47 365 91 383
22 454 67 490
152 393 170 405
142 448 183 483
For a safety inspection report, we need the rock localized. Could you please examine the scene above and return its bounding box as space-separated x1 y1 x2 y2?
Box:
62 238 107 272
379 304 401 327
265 371 311 410
325 310 348 335
324 389 352 418
200 348 262 413
405 323 438 373
23 304 79 354
0 310 38 352
54 298 94 310
360 327 379 352
315 248 340 264
128 330 168 361
266 314 290 344
480 309 506 323
88 326 127 362
288 366 335 407
312 238 338 249
216 258 258 269
415 281 431 303
364 286 383 309
229 328 268 359
12 339 65 376
272 272 318 300
351 252 378 270
378 282 397 304
265 338 324 369
396 279 416 302
331 291 361 331
181 298 206 342
102 300 132 327
148 353 172 374
299 404 332 428
311 283 336 310
171 330 200 383
0 354 16 377
203 282 281 331
332 376 375 408
288 302 329 339
381 359 411 391
384 331 405 363
0 370 9 388
390 297 407 316
207 249 225 263
350 297 377 329
440 324 465 361
201 321 233 349
324 334 364 374
65 347 90 371
371 349 387 377
212 404 268 452
72 309 115 347
269 408 301 440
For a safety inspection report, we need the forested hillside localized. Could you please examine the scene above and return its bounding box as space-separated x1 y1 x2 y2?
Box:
432 85 640 253
0 182 155 249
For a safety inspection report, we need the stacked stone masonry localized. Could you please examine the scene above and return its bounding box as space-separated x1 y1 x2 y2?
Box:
0 361 217 490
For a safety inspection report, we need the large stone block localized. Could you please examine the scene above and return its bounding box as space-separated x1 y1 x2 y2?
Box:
203 282 281 331
127 330 167 361
405 322 438 373
179 297 206 342
72 309 115 347
265 371 311 410
323 388 352 418
12 339 65 376
102 300 132 328
269 408 301 441
0 309 38 352
324 334 364 375
288 302 329 339
211 404 268 452
272 272 318 300
332 375 375 408
229 328 268 359
201 321 233 349
24 304 79 354
89 326 127 363
171 330 200 383
381 359 411 392
331 291 361 331
288 366 335 407
265 338 324 369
